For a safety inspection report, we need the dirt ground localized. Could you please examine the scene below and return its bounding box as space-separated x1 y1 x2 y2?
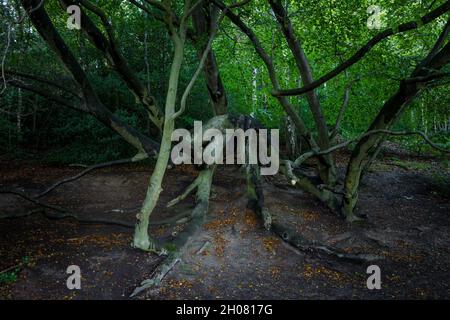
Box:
0 153 449 300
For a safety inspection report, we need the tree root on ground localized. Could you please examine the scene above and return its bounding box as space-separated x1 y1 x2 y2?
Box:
166 174 203 208
246 165 383 264
270 222 383 263
35 157 144 199
246 164 272 230
0 189 192 228
130 167 215 298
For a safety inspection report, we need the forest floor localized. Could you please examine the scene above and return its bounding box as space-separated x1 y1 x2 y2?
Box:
0 150 449 299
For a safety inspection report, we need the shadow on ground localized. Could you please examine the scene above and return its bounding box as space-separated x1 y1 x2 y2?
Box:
0 156 449 299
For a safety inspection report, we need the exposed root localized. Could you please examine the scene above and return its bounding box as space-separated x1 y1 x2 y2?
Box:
0 205 135 228
196 241 210 255
246 166 383 264
0 189 73 214
246 164 272 230
0 189 191 228
130 256 180 297
271 222 383 263
36 157 141 199
130 166 215 298
166 175 202 208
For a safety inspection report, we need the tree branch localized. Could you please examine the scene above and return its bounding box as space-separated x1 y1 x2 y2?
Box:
4 69 80 98
21 0 160 157
268 0 330 149
273 1 450 97
0 25 11 95
35 157 143 199
330 77 359 140
212 0 319 153
5 77 83 111
295 129 450 168
62 0 163 130
172 11 223 119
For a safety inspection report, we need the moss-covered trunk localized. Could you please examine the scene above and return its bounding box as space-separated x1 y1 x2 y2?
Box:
342 86 418 221
133 37 185 251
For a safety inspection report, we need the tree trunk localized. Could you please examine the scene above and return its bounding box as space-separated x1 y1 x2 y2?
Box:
192 3 227 116
133 36 185 251
342 41 450 220
20 0 160 158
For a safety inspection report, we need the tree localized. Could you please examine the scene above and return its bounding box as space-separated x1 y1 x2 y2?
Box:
213 0 450 220
1 0 449 294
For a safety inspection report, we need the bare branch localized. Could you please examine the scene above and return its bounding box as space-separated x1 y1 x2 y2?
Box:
166 175 201 207
21 0 160 156
268 0 330 149
5 69 80 98
62 0 163 129
15 0 43 23
185 0 204 19
294 129 450 168
143 0 169 13
330 77 360 139
212 0 319 152
414 18 450 74
6 77 83 111
214 0 338 183
35 157 144 199
127 0 162 20
172 12 224 119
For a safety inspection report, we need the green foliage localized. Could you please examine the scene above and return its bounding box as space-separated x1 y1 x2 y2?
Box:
0 270 18 285
0 0 448 162
164 243 179 253
213 0 449 141
45 109 139 164
388 157 433 171
0 256 30 285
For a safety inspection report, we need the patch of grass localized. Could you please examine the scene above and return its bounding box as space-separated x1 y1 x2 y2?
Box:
163 243 178 253
387 157 433 171
370 163 392 172
0 269 19 285
0 256 30 285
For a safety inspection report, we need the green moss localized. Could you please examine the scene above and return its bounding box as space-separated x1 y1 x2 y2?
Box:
164 243 178 253
384 157 433 171
0 270 18 285
390 159 432 171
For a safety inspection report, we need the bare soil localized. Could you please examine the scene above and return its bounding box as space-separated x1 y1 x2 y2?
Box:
0 154 449 300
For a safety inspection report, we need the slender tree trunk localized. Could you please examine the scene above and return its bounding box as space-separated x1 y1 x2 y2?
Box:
192 3 227 116
268 0 337 186
133 37 185 251
20 0 160 158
